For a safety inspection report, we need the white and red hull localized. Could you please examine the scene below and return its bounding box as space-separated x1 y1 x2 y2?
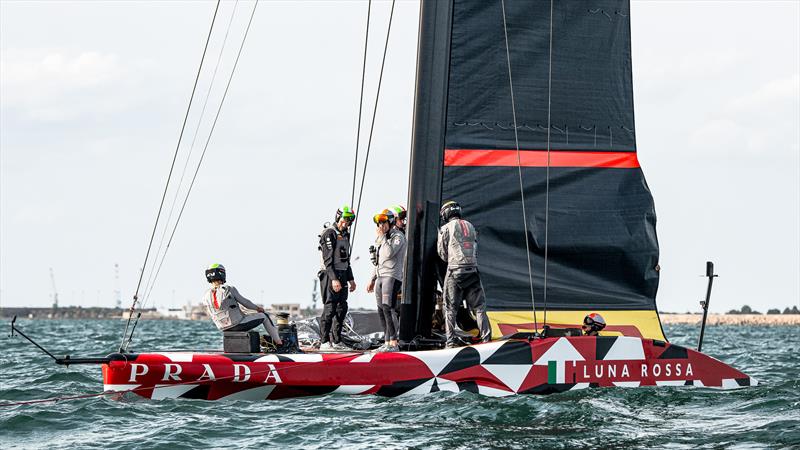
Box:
102 336 756 400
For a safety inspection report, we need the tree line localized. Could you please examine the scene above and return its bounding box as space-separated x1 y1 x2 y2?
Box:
726 305 800 315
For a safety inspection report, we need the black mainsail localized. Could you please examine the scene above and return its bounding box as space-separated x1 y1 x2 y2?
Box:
403 0 665 341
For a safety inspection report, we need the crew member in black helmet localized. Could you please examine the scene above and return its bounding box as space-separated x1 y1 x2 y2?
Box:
437 200 491 347
317 206 357 350
582 313 606 336
203 264 282 345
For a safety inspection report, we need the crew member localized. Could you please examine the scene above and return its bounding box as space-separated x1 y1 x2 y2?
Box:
582 313 606 336
318 205 357 350
366 209 407 352
437 200 491 347
390 204 407 233
203 264 282 345
389 204 407 329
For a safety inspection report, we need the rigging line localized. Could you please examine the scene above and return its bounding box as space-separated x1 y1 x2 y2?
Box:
350 0 396 248
542 0 554 327
141 0 241 305
500 0 538 333
119 0 222 352
123 0 260 351
350 0 372 209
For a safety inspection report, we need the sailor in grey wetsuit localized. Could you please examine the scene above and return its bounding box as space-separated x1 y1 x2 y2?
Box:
317 206 357 350
437 201 491 347
366 209 407 352
202 264 282 345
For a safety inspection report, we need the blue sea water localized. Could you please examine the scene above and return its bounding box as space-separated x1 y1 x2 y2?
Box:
1 319 798 449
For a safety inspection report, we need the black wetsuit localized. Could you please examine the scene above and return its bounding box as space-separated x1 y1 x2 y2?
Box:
318 225 354 344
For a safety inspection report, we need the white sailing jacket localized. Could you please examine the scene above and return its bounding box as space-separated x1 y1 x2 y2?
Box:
437 218 478 271
371 227 407 282
202 284 260 330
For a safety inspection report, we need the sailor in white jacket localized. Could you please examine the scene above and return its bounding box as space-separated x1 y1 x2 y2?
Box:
437 201 491 347
366 209 407 352
203 264 282 345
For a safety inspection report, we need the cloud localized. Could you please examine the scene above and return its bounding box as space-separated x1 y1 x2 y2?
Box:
0 48 155 121
682 74 800 157
9 202 67 225
2 50 120 85
726 74 800 113
687 118 743 153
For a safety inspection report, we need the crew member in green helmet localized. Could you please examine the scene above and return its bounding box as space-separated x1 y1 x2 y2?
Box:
390 204 407 234
317 205 357 350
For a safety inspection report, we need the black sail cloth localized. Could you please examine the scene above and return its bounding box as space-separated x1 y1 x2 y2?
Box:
403 0 663 340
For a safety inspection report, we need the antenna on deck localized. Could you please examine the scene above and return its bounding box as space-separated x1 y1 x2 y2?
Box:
697 261 718 352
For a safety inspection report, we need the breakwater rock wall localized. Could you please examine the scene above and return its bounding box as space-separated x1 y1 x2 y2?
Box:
0 307 133 319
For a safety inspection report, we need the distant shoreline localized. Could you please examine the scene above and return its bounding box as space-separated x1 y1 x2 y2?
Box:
2 307 799 326
660 313 800 326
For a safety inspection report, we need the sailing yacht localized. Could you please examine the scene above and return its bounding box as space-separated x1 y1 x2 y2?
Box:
96 0 758 400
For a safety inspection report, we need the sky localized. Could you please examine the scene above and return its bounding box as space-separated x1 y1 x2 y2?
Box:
1 0 798 314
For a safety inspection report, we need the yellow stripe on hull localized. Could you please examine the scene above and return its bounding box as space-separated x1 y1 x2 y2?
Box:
487 310 666 341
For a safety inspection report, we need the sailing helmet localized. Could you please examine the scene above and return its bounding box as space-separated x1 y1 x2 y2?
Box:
390 204 407 221
583 313 606 334
335 205 356 223
205 264 226 283
440 200 462 222
373 208 396 225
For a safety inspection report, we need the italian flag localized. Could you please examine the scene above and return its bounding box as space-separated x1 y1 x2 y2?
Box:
548 360 566 384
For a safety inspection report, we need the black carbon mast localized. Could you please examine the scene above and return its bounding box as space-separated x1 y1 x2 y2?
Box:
400 0 454 343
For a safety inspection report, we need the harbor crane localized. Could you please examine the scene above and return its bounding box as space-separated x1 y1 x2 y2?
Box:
49 267 59 309
114 263 121 309
311 278 319 311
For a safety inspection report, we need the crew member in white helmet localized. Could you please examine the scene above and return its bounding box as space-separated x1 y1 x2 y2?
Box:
582 313 606 336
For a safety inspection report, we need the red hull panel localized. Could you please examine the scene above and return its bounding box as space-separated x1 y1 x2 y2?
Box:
102 337 756 400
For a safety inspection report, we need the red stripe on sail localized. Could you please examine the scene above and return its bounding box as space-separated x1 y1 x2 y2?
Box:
444 149 640 168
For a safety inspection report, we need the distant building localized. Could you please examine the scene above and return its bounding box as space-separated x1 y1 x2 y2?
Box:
157 307 188 320
268 303 302 320
186 303 209 321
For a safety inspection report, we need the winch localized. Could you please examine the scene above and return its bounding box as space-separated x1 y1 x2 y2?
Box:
275 312 301 353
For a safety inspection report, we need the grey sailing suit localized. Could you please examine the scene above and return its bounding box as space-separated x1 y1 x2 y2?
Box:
202 284 281 342
371 227 407 341
318 224 354 344
437 218 491 345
